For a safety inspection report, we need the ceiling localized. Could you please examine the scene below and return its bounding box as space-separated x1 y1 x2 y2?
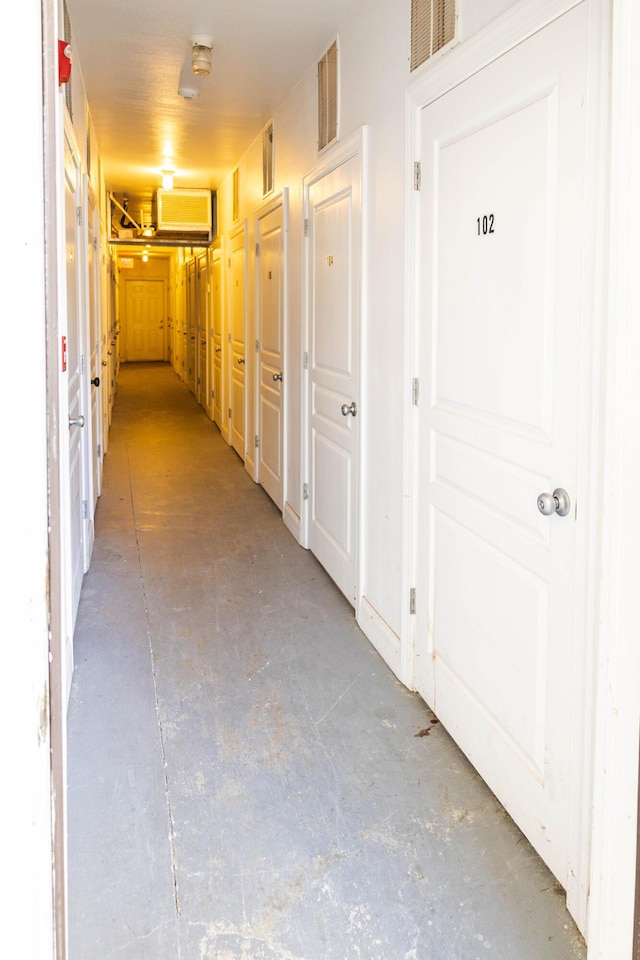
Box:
66 0 359 202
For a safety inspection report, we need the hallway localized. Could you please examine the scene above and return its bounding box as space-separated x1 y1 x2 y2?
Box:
67 363 585 960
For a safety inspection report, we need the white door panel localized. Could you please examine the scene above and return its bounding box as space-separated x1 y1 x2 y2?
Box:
212 250 224 429
124 279 166 361
256 198 286 509
64 135 86 631
307 153 361 605
415 5 587 891
229 226 246 458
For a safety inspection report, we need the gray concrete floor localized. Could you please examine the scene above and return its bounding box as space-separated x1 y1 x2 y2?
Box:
67 362 586 960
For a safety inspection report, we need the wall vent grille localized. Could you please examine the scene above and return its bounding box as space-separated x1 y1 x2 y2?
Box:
156 189 212 235
262 122 274 196
411 0 456 71
318 40 338 151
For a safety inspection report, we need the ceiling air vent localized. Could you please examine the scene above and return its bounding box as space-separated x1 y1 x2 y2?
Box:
156 188 212 238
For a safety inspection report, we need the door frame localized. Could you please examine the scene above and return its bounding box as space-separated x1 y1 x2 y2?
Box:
404 0 609 935
253 189 289 508
301 127 366 600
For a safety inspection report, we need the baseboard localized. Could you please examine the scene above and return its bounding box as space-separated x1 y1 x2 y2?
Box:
283 501 301 542
357 596 403 683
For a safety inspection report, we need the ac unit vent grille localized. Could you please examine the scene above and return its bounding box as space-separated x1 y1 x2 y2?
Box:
157 189 212 234
411 0 456 71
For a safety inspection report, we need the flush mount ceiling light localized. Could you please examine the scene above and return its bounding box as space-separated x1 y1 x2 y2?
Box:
191 35 213 76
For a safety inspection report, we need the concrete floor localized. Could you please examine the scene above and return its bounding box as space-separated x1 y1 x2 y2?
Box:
67 362 586 960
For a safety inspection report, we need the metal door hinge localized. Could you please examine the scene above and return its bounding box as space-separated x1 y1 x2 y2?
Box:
303 351 309 370
304 218 309 237
255 242 260 256
303 482 310 500
228 407 232 419
93 236 98 251
76 205 82 225
412 377 420 406
255 339 260 351
82 499 89 520
80 355 85 374
228 333 231 343
211 389 215 399
255 435 259 448
414 162 422 191
409 588 416 615
97 444 101 459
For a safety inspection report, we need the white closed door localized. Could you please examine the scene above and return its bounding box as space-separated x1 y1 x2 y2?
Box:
256 198 285 509
414 5 588 893
87 194 102 510
64 135 86 629
307 154 361 606
229 226 246 458
186 261 197 393
124 279 166 361
197 253 208 409
212 249 224 429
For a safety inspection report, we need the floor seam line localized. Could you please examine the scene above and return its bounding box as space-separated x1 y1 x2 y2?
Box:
127 440 182 923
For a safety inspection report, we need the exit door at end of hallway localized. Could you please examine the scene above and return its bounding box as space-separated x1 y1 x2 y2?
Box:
413 4 591 924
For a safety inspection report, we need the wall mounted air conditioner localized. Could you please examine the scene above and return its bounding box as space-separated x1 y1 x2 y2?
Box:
156 188 213 238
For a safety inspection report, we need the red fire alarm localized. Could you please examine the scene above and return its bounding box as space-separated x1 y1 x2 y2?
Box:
58 40 72 86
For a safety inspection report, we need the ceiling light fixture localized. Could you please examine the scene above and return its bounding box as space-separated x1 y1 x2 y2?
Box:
191 35 213 76
162 169 174 190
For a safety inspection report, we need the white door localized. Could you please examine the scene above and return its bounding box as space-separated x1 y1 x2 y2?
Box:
124 279 166 361
212 249 224 429
414 6 588 892
64 134 86 629
87 190 102 509
186 261 197 393
197 252 208 410
229 225 246 458
256 196 286 509
307 153 361 606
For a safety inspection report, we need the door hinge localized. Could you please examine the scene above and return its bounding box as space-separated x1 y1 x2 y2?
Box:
80 354 85 374
76 205 82 225
414 162 422 191
228 333 231 343
255 339 260 351
303 482 310 501
303 351 309 370
97 444 101 460
412 377 420 406
255 435 259 448
82 499 89 521
228 257 231 268
255 242 260 256
228 407 232 419
409 588 416 615
93 236 98 251
211 389 215 399
304 218 309 237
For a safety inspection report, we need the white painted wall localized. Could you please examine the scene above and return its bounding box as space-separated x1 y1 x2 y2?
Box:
216 0 528 653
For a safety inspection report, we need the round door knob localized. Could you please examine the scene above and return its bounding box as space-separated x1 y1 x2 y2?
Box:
537 488 571 517
102 360 107 367
273 372 283 382
238 357 245 365
91 376 100 387
341 401 357 417
69 415 85 429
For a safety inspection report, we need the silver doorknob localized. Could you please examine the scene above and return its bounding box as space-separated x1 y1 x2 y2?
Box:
69 415 85 428
341 401 357 417
273 372 283 382
537 488 571 517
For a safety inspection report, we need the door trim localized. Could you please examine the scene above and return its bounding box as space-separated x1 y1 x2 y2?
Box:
404 0 609 935
301 127 366 594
